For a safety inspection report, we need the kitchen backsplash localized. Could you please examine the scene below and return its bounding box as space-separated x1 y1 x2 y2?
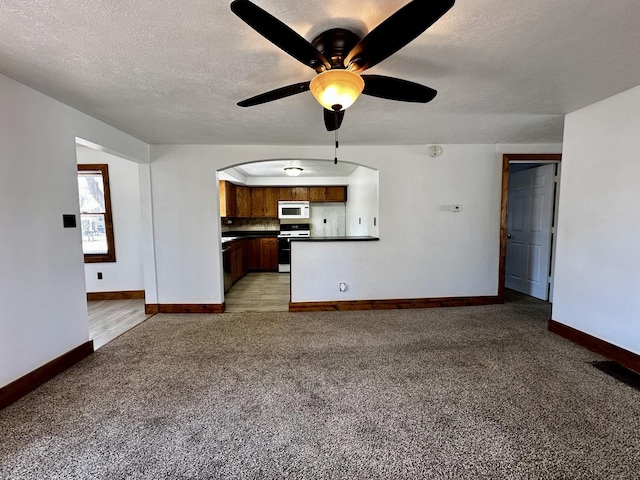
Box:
310 202 346 237
221 218 280 232
220 204 346 237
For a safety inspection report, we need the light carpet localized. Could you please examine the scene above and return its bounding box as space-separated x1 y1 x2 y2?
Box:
1 294 639 479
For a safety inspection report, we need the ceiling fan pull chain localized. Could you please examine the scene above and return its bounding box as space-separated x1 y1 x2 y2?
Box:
334 129 339 164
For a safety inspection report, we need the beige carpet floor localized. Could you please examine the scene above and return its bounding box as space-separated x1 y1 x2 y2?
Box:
1 293 639 479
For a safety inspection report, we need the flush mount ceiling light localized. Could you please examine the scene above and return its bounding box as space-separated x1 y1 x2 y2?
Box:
309 70 365 111
284 167 303 177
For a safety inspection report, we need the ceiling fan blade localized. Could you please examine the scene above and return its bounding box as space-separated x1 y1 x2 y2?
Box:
344 0 455 72
237 82 310 107
230 0 330 72
361 75 437 103
324 108 345 131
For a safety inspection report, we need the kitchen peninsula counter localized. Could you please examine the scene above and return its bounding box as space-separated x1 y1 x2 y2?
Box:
291 236 379 242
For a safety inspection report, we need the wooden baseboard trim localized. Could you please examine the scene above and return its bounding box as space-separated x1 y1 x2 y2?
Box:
149 303 226 314
549 319 640 374
289 296 501 312
0 341 94 410
87 290 145 301
145 304 159 314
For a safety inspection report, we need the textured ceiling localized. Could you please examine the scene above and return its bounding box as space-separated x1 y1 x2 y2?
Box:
1 0 640 145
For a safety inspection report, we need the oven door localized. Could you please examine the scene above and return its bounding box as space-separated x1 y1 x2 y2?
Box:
277 237 291 272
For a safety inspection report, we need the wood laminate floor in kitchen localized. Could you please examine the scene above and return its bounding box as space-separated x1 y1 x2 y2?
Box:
224 272 290 312
88 299 155 350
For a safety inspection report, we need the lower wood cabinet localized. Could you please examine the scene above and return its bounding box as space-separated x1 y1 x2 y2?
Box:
246 238 262 270
260 237 278 270
244 237 278 272
229 239 247 284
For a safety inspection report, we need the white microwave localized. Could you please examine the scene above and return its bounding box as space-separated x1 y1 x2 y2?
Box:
278 201 310 219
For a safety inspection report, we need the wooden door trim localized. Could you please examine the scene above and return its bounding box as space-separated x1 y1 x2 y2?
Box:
499 154 562 302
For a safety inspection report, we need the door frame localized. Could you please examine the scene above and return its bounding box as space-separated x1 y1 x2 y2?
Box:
498 153 562 302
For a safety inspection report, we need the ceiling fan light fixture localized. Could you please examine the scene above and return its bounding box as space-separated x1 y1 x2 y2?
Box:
310 70 365 111
284 167 303 177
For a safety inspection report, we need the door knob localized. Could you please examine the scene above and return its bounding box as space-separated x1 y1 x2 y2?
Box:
507 234 512 239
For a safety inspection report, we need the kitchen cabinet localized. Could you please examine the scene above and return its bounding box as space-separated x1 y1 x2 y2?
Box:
227 238 248 284
260 237 278 270
236 186 251 217
245 238 261 270
279 187 309 201
309 186 347 202
219 180 237 217
244 237 278 271
250 187 279 218
221 181 346 218
235 239 245 281
264 187 279 217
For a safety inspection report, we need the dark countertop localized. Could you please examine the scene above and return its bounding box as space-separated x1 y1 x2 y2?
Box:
221 231 279 246
291 236 379 242
222 230 279 238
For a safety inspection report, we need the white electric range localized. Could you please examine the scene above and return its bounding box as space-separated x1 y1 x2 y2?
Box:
277 223 310 272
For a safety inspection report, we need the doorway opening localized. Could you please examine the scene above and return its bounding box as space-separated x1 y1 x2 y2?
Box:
75 138 151 348
499 154 562 303
218 158 379 312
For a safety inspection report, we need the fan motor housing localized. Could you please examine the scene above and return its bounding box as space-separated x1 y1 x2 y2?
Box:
311 28 361 69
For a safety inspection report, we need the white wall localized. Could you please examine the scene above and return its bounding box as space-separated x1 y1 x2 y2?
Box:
346 166 379 237
149 145 502 305
76 147 144 293
0 73 148 388
553 85 640 355
292 145 502 302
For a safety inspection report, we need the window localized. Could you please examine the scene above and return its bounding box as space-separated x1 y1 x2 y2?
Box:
77 164 116 262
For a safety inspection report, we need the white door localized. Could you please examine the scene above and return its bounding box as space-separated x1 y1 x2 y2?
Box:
506 164 556 300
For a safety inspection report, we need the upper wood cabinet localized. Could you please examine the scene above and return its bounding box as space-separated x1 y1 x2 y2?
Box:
279 187 309 201
250 187 279 218
220 181 346 218
235 185 251 217
219 180 237 217
309 186 347 202
264 187 279 217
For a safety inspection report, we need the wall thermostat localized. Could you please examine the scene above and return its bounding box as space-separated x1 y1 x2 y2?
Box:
428 145 443 157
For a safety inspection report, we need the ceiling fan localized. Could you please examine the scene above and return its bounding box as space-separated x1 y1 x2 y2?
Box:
230 0 455 131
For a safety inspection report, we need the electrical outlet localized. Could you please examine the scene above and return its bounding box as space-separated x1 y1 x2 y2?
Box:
339 282 347 292
97 272 103 280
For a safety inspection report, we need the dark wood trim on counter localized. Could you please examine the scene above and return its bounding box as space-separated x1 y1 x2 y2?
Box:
0 341 94 410
548 319 640 374
87 290 145 301
290 295 501 312
147 303 226 314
